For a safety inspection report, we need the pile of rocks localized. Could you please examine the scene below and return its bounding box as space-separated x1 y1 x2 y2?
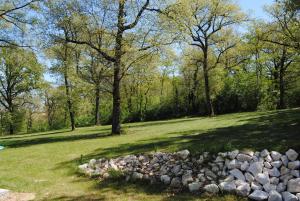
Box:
79 149 300 201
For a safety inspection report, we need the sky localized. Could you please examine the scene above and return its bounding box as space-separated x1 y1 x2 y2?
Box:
237 0 274 20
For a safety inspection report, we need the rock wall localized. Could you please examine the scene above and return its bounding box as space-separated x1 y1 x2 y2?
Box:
79 149 300 201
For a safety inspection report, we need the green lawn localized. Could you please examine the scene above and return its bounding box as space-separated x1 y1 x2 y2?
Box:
0 108 299 201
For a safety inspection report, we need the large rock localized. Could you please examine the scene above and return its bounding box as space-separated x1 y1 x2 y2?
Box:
261 149 270 157
287 178 300 193
268 190 282 201
248 162 263 176
160 175 171 185
281 155 289 167
188 182 202 192
249 190 269 201
170 177 182 188
245 172 255 183
177 150 190 160
271 151 282 161
282 191 298 201
277 183 286 193
204 184 219 194
255 173 270 185
286 149 299 161
228 150 239 159
132 172 143 180
268 167 281 177
237 154 252 162
230 169 245 181
236 183 251 197
288 161 300 170
182 173 193 186
219 181 236 192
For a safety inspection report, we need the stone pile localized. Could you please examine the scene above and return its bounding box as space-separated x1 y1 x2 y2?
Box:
79 149 300 201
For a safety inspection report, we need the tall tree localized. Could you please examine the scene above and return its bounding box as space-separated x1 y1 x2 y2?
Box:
0 47 42 134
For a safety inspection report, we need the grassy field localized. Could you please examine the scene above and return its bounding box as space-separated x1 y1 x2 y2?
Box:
0 108 299 201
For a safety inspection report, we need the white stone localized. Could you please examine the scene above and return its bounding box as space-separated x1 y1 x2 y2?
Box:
261 149 270 157
282 191 298 201
227 159 240 169
281 166 291 175
241 161 250 171
236 183 251 197
230 169 245 181
255 173 270 185
296 193 300 200
177 150 190 160
132 172 143 180
266 155 273 163
188 182 201 192
249 190 269 201
268 190 282 201
245 172 255 183
265 162 272 169
160 175 171 185
251 182 263 190
291 170 300 177
270 177 280 185
263 183 277 193
248 162 264 176
288 161 300 170
272 161 283 168
268 167 281 177
182 173 193 186
0 189 10 198
281 155 289 167
204 184 219 194
219 181 236 192
237 153 252 162
286 149 299 161
287 178 300 193
228 150 239 159
271 151 282 161
277 183 286 193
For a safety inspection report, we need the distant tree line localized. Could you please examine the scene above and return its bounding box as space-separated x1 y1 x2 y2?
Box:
0 0 299 135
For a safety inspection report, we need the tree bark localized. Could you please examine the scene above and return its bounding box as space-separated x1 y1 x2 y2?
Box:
111 0 125 135
64 68 75 131
278 68 285 109
95 86 101 125
203 49 214 116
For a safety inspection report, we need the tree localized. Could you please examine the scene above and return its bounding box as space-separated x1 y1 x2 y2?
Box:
42 0 168 134
0 47 42 134
160 0 246 116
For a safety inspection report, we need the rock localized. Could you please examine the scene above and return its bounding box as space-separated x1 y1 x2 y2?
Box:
266 155 273 163
281 166 291 175
282 191 298 201
245 172 255 183
255 173 270 185
268 167 281 177
270 177 279 185
268 190 282 201
251 182 263 190
281 155 289 167
277 183 286 193
228 150 239 159
132 172 143 180
271 151 282 161
170 177 182 188
0 189 10 198
236 183 251 197
204 184 219 194
248 162 264 176
171 165 181 175
230 169 245 181
241 161 250 171
286 149 299 161
287 178 300 193
188 182 202 192
265 162 272 169
227 159 240 169
160 175 171 185
205 169 217 179
291 170 300 177
78 163 88 171
261 149 270 157
177 150 190 160
219 181 236 192
272 161 283 168
288 161 300 170
296 193 300 200
249 190 269 201
237 154 252 162
182 173 193 186
263 183 277 193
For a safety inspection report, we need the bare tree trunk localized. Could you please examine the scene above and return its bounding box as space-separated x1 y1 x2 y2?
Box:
278 68 285 109
95 86 101 125
64 73 75 131
111 0 125 135
203 50 214 116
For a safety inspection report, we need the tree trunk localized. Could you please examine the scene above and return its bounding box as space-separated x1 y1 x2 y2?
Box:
203 50 214 116
64 71 75 131
95 86 101 125
111 0 125 135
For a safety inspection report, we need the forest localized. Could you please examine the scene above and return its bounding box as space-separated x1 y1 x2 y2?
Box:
0 0 299 135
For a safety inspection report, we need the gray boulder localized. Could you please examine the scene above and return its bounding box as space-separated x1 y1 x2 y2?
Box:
188 182 202 192
286 149 299 161
219 181 236 192
282 191 298 201
248 162 263 176
204 184 219 194
160 175 171 185
287 178 300 193
255 173 270 185
249 190 269 201
230 169 245 181
268 190 282 201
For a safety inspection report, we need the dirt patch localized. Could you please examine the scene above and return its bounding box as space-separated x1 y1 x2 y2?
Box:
0 192 35 201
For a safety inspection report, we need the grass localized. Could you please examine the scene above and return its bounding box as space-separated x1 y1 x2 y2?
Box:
0 108 299 201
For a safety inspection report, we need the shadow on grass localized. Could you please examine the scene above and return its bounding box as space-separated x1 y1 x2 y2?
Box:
0 130 111 148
